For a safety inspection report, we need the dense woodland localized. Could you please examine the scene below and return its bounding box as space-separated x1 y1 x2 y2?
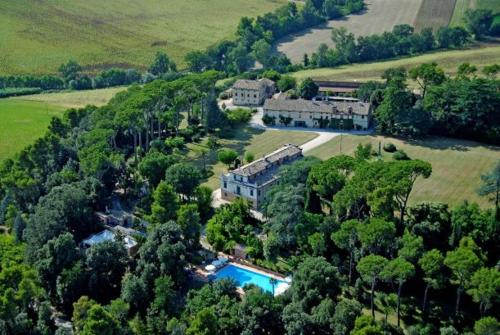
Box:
0 61 499 334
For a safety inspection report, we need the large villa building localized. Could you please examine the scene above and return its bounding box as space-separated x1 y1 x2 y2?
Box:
263 97 372 130
220 144 303 209
232 78 275 106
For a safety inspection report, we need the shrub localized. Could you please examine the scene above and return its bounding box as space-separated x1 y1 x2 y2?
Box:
383 142 397 152
393 150 410 160
225 108 252 125
262 114 276 126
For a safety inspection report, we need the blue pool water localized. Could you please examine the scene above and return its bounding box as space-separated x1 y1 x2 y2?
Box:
214 264 286 294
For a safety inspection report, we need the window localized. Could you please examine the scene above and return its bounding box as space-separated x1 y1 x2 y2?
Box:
362 115 365 119
257 190 261 196
250 189 254 196
236 186 241 195
223 181 227 189
254 94 257 98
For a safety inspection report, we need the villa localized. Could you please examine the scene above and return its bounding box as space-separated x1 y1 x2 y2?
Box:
232 78 275 106
263 97 372 130
81 229 139 256
220 144 303 209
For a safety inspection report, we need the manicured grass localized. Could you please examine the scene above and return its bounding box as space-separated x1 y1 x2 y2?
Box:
306 134 500 207
11 87 127 109
186 128 318 190
0 0 286 75
289 45 500 83
0 100 65 161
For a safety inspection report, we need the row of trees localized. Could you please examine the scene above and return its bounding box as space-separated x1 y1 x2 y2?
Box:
184 0 364 74
0 52 177 97
310 24 468 68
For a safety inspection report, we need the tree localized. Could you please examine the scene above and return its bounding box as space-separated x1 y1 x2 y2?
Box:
381 257 415 327
466 267 500 316
176 204 201 251
418 249 444 315
149 52 176 75
218 149 239 169
165 163 201 199
357 255 389 319
331 219 360 283
252 39 272 67
81 304 122 335
56 262 88 313
477 160 500 220
244 151 254 164
409 63 445 98
444 238 484 316
277 76 297 92
464 9 494 39
138 151 176 187
86 240 128 302
58 60 81 82
331 299 363 335
357 218 396 255
186 307 218 335
150 181 179 224
398 230 424 263
474 317 499 335
298 78 319 100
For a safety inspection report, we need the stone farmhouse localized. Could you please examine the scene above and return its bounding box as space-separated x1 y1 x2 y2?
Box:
232 78 275 106
263 97 372 130
220 144 303 209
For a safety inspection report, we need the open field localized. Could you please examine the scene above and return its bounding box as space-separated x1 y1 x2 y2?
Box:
306 134 500 207
187 128 318 190
276 0 456 63
289 45 500 83
414 0 456 31
11 87 127 109
0 0 287 75
0 100 65 161
451 0 500 26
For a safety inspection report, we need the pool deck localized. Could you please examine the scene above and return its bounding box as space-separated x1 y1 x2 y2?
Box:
228 260 287 282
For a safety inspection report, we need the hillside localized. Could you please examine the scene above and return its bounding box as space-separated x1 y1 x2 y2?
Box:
289 45 500 82
0 0 286 75
451 0 500 26
276 0 456 63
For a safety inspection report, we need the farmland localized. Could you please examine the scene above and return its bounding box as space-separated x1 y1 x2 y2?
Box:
306 134 500 207
0 0 286 75
11 87 127 109
0 100 65 161
289 45 500 83
276 0 458 63
451 0 500 26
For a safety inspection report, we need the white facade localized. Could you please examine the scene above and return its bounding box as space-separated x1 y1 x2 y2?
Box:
232 79 275 106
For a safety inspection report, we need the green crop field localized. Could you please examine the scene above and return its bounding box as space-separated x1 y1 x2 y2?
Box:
451 0 500 26
306 134 500 207
0 87 122 161
12 87 127 109
187 128 318 190
290 45 500 83
0 100 65 161
0 0 286 75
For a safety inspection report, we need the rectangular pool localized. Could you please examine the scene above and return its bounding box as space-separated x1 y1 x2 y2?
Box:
213 263 288 295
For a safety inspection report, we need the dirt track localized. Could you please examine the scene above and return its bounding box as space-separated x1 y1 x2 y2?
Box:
276 0 424 63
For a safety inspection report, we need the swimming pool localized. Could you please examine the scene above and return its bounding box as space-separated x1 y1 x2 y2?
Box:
214 263 288 295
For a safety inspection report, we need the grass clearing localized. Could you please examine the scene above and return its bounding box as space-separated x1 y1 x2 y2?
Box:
306 134 500 207
186 128 318 190
0 100 65 161
289 45 500 83
11 87 127 109
0 0 287 75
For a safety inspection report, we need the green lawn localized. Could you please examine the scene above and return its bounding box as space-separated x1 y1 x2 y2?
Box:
187 128 318 190
306 135 500 208
290 45 500 83
0 0 286 75
0 100 65 161
11 87 127 109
